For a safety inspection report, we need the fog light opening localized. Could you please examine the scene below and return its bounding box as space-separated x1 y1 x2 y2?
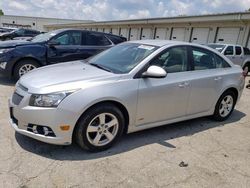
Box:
27 124 56 137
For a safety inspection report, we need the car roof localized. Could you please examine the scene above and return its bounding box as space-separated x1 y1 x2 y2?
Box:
128 40 201 47
207 43 242 46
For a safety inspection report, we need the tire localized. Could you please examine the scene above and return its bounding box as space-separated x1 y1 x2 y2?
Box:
13 60 40 80
213 90 236 121
75 103 125 152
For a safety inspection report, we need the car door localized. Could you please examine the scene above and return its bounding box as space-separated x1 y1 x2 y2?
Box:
77 32 113 59
136 46 192 126
234 46 244 66
223 45 235 63
186 47 230 115
47 31 82 63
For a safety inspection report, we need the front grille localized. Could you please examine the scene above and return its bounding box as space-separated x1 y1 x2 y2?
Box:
9 107 18 125
12 92 24 105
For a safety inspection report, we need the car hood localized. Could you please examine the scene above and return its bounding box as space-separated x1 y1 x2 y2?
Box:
19 61 120 94
0 40 32 48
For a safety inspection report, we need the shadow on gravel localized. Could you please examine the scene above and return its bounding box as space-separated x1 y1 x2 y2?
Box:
0 76 16 86
15 110 246 161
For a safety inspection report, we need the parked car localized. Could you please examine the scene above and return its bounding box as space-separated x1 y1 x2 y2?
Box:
0 29 126 80
0 27 16 33
206 43 250 72
0 28 40 41
9 40 245 151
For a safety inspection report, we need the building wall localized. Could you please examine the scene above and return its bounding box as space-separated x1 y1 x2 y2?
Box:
0 15 92 32
45 12 250 47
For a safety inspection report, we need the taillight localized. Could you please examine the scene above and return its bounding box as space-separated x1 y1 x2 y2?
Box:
243 66 248 78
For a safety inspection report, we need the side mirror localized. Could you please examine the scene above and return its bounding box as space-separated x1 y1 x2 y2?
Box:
48 40 60 47
142 65 167 78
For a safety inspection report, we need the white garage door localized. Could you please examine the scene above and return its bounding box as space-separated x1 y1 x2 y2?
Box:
216 27 240 44
141 28 153 39
171 28 185 41
247 32 250 49
155 28 168 39
111 28 119 35
129 28 140 41
104 28 110 33
120 28 129 38
191 28 210 44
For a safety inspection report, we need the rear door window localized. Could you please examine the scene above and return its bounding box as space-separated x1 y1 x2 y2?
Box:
106 35 125 44
86 33 111 46
192 47 230 70
235 46 242 55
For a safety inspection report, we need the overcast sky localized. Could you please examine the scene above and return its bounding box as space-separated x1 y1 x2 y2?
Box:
0 0 250 21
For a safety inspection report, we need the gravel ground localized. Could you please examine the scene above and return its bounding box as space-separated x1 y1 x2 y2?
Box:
0 75 250 188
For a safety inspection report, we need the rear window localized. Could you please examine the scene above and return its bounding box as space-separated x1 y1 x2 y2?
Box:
243 47 250 55
207 44 226 52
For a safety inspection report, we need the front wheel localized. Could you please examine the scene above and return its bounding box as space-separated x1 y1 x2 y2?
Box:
75 104 125 152
213 91 236 121
13 60 39 80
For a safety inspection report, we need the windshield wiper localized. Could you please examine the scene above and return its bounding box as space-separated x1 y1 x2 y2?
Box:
89 63 113 73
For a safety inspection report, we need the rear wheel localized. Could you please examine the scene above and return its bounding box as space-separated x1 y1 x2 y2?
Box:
213 91 236 121
75 104 125 152
13 60 39 80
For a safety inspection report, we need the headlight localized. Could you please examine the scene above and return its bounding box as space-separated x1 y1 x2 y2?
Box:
29 91 75 107
0 48 14 54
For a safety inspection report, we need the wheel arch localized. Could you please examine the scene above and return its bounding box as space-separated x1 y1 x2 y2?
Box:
219 87 239 103
243 61 250 70
12 57 42 76
73 100 130 138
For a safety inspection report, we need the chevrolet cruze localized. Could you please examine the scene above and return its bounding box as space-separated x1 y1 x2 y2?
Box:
9 40 245 151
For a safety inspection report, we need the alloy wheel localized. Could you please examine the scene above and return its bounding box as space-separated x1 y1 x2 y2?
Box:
86 113 119 147
219 95 234 117
19 64 37 77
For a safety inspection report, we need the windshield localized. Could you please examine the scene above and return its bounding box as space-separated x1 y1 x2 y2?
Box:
207 44 226 52
31 31 58 42
88 43 158 74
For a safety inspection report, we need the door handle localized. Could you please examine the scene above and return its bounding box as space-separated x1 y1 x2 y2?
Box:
214 76 222 81
178 82 189 88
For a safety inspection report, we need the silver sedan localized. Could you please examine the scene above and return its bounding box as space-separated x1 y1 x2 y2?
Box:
9 40 245 151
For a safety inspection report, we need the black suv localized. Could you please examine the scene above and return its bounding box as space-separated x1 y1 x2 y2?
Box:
0 28 41 41
0 29 127 79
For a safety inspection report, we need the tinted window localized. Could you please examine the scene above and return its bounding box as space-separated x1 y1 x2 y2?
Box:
207 44 226 52
244 47 250 55
214 54 231 68
107 35 125 44
192 47 230 70
54 31 81 45
150 46 188 73
224 46 234 55
15 29 25 35
86 33 111 46
235 46 242 55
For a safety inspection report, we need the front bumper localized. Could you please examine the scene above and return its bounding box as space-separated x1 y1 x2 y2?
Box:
8 88 78 145
0 54 14 77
